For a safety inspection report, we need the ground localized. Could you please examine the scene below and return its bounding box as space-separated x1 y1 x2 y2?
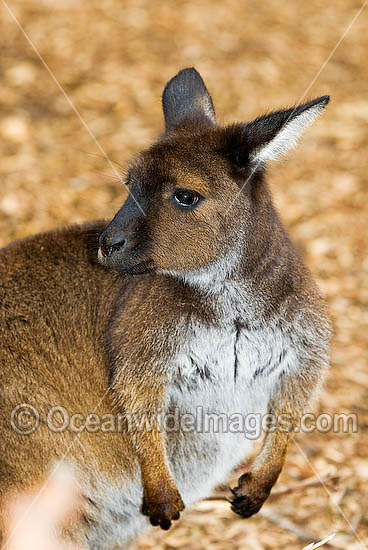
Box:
0 1 367 549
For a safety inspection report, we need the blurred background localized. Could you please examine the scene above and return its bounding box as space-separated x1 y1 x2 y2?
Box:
0 1 367 548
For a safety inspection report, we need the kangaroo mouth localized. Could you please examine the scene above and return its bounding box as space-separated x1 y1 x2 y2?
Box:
116 259 155 275
97 246 154 275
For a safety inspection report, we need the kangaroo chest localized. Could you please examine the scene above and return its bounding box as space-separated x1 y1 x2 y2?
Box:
165 320 295 504
170 321 294 409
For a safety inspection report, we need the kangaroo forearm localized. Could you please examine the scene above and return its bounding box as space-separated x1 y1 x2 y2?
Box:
128 412 185 529
110 359 185 528
112 371 169 470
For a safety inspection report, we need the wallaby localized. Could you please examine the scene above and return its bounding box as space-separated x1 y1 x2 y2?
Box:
0 68 331 549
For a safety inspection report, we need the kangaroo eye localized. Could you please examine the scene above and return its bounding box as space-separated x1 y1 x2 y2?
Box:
172 189 202 208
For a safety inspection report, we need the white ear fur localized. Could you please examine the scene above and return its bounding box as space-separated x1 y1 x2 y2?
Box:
249 103 327 164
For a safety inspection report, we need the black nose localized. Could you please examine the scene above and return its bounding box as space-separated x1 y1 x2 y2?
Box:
100 234 126 257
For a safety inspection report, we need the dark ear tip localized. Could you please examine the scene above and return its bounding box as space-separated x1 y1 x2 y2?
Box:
320 95 330 105
312 95 330 109
163 67 203 94
177 67 199 76
300 95 330 113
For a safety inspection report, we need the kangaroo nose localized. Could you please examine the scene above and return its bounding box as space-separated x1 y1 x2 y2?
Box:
100 234 127 257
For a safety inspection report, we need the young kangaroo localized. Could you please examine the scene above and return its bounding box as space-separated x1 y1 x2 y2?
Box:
0 68 331 549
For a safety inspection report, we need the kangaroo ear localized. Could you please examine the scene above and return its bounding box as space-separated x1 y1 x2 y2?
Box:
162 68 216 132
222 96 329 169
249 96 330 163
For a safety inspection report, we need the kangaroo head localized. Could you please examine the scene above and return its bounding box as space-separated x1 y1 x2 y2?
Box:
99 68 329 280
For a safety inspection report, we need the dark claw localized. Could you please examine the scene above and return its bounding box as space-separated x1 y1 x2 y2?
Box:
142 495 184 531
230 486 269 519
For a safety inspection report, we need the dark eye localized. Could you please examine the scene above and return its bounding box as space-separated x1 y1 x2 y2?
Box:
172 189 202 209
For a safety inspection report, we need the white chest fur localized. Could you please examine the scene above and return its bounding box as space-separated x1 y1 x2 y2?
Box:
166 320 296 504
